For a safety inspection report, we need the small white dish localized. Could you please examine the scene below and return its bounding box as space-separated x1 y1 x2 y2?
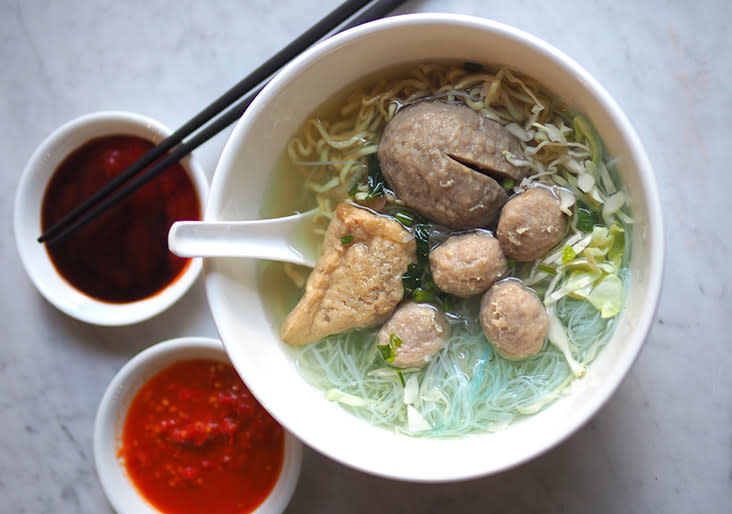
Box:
14 111 209 325
93 337 302 514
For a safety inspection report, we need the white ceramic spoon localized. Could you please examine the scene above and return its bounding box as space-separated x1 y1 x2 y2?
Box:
168 209 320 268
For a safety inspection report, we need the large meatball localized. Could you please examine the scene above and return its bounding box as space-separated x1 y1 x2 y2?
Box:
378 100 526 228
377 302 450 368
497 186 567 262
480 280 548 359
430 230 508 297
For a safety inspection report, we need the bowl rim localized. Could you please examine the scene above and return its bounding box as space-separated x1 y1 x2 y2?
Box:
206 13 664 481
93 336 303 514
13 110 209 326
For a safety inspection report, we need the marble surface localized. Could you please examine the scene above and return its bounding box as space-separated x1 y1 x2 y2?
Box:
2 0 730 512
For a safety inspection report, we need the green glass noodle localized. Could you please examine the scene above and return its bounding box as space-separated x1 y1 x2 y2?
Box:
256 61 632 437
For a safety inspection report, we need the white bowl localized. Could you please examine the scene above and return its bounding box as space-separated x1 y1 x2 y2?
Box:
93 337 302 514
205 14 664 481
14 111 208 325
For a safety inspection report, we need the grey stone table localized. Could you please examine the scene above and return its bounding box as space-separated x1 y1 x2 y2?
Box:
1 1 729 512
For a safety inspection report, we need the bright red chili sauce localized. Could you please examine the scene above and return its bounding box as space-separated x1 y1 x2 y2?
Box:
120 359 285 514
41 135 200 303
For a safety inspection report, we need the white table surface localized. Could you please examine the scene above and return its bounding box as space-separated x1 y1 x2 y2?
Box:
2 1 730 513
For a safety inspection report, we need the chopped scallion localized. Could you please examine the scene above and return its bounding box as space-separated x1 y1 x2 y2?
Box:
390 333 402 347
348 171 366 197
562 246 576 263
340 235 354 245
413 288 436 302
377 333 403 363
538 264 557 275
395 211 415 227
397 370 406 387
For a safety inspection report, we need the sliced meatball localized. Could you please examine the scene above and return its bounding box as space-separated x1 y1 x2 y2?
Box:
377 302 450 368
497 186 567 262
430 230 508 297
480 280 548 359
378 100 526 228
280 203 416 346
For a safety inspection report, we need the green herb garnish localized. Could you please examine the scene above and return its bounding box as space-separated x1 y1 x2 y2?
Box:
413 287 437 302
365 153 385 200
502 178 515 192
538 264 557 275
413 223 431 266
401 223 445 305
394 211 415 227
348 171 366 197
396 369 406 387
377 333 403 363
340 234 354 245
402 262 422 296
576 205 599 232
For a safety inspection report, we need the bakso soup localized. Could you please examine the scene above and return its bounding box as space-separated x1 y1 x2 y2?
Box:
258 62 631 437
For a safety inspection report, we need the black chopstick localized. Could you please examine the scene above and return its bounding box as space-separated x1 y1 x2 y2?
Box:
39 0 407 247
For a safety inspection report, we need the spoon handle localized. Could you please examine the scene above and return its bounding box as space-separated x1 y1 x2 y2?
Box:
168 210 319 267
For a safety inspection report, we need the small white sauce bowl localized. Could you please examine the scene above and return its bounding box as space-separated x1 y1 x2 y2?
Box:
94 337 302 514
13 111 209 326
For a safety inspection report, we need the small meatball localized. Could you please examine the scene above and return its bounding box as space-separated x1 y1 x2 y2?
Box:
497 186 567 262
378 101 526 228
377 302 450 368
480 280 548 359
430 231 508 297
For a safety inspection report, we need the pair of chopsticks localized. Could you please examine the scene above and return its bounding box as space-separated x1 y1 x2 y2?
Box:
39 0 407 248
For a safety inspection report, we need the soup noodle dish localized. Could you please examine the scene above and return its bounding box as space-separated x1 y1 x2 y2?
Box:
261 62 630 436
204 14 663 481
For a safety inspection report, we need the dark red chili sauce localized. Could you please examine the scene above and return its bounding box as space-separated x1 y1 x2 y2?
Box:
41 135 200 303
120 359 285 514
